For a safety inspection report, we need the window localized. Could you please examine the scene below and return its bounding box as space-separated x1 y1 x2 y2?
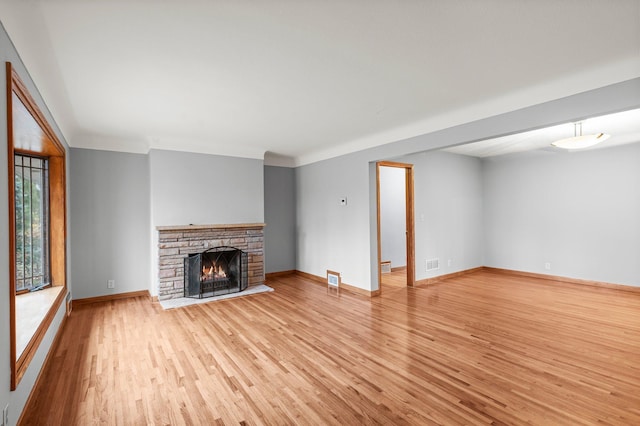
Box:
7 62 67 390
14 154 51 293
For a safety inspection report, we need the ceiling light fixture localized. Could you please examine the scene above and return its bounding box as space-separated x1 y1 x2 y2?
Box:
552 122 610 150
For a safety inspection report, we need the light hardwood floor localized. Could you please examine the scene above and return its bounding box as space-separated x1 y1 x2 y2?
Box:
381 268 407 289
21 271 640 425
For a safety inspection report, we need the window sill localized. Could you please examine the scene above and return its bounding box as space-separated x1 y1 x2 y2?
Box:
15 286 64 358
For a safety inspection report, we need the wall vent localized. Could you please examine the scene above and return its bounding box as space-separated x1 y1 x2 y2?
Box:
380 261 391 274
426 258 440 272
327 270 341 287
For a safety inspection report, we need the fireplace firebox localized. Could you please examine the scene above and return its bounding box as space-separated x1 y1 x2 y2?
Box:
184 246 248 298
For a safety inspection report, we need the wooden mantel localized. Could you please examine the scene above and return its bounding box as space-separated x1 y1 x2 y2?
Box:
156 223 266 231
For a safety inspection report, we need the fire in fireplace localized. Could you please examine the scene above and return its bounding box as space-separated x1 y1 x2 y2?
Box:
184 246 248 298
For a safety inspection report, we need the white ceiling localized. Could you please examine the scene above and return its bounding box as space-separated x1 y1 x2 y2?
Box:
1 0 639 166
444 108 640 158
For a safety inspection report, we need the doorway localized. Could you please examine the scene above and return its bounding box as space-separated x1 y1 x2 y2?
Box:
376 161 415 291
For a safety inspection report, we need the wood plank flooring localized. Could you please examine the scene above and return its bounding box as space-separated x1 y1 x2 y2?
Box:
21 270 640 425
381 269 407 289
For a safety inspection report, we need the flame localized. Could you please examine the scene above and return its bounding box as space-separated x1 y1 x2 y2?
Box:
201 262 227 280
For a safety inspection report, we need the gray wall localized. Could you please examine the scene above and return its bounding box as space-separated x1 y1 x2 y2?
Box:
264 166 296 273
408 151 484 280
0 21 70 425
148 149 264 296
379 166 406 268
296 78 640 291
70 148 265 299
483 143 640 286
70 148 150 300
296 153 373 288
148 149 264 226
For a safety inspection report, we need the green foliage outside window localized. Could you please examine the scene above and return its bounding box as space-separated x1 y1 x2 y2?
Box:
14 154 50 291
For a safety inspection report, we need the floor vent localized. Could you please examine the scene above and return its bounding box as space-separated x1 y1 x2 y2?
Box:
426 258 440 272
327 270 341 287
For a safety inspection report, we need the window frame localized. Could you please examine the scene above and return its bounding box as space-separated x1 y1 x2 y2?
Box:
7 62 67 390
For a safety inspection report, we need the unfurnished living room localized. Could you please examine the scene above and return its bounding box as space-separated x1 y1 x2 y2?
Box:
1 1 639 425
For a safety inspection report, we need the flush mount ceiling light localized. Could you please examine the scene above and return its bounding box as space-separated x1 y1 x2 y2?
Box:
552 122 610 150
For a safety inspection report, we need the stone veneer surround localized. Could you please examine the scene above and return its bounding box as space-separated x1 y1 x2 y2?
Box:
157 223 265 300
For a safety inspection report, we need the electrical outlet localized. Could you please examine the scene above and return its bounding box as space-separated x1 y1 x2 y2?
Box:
107 279 115 289
544 262 551 270
447 259 452 267
3 404 9 426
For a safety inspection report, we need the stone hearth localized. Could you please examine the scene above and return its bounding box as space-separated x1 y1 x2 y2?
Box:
157 223 264 300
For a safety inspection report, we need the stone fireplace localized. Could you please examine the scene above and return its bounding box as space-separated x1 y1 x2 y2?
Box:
156 223 264 300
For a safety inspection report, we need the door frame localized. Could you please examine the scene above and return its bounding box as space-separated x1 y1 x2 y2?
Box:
376 161 415 289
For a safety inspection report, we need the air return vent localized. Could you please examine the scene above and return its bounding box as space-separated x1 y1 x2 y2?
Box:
426 258 440 272
380 261 391 274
